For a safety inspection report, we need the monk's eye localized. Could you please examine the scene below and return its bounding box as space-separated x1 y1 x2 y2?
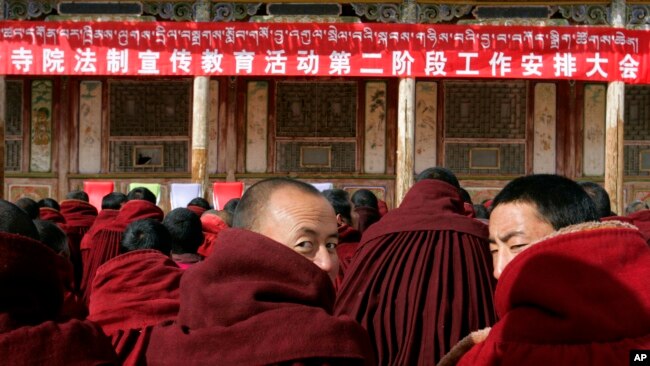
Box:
325 242 338 251
510 244 529 253
295 241 314 252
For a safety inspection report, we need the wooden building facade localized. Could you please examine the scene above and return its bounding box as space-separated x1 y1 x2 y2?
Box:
2 0 650 212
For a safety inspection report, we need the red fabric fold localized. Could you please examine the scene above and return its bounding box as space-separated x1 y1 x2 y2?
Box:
60 199 98 228
186 205 207 217
39 207 66 224
0 316 117 365
89 249 181 365
335 179 497 365
0 232 116 365
458 224 650 366
147 228 375 365
81 200 164 305
196 214 229 257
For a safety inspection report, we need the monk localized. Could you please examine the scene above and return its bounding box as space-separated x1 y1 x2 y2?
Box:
350 189 381 234
89 219 182 365
196 209 230 258
441 174 650 366
81 188 163 304
34 219 87 320
336 167 497 365
186 197 211 217
147 178 374 365
322 189 362 286
59 190 98 291
0 200 117 365
39 198 66 224
15 196 39 219
163 208 203 269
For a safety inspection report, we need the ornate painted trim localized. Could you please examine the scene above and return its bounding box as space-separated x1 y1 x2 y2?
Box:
350 3 400 23
557 5 610 26
419 4 472 24
212 2 261 21
142 2 194 21
5 0 55 20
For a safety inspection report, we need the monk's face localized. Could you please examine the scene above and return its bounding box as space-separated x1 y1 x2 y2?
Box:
488 202 554 280
257 187 340 282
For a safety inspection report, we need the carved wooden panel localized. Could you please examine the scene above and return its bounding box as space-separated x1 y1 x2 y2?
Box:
276 82 357 138
625 145 650 177
445 143 525 175
624 86 650 141
5 80 23 136
5 140 21 171
276 142 355 173
110 141 188 172
444 81 527 139
109 80 191 137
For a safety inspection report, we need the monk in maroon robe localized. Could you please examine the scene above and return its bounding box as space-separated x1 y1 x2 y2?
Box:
336 168 497 365
196 210 230 257
0 200 116 365
89 219 182 365
350 189 381 233
39 206 66 224
147 178 374 365
81 194 163 305
59 198 98 290
322 189 363 287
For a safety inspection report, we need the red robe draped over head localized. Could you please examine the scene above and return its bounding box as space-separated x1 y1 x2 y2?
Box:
335 179 497 365
453 221 650 366
59 199 98 292
146 228 375 366
0 231 117 365
80 200 164 305
186 205 207 217
354 206 380 234
88 249 182 365
196 213 229 258
39 207 66 224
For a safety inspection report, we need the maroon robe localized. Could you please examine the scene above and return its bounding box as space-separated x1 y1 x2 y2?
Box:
354 206 380 234
80 200 164 305
39 206 66 224
378 199 388 216
335 224 362 290
196 214 229 258
146 228 375 365
186 205 207 217
59 199 98 292
455 222 650 366
0 231 117 365
335 179 497 365
89 250 182 365
626 209 650 243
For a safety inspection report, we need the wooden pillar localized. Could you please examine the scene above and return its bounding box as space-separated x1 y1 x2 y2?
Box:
191 1 211 195
395 0 417 205
57 78 70 198
604 0 625 214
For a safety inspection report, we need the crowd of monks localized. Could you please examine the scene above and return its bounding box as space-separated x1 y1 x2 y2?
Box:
0 168 648 365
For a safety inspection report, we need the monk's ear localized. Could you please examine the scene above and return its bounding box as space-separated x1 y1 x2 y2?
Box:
336 214 344 226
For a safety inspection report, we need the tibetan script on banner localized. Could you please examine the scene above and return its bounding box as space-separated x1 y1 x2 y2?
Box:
0 21 648 83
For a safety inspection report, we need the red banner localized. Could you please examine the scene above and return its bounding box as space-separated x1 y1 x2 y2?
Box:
1 21 649 83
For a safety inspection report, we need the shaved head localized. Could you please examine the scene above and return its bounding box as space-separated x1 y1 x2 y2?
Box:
233 178 321 231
